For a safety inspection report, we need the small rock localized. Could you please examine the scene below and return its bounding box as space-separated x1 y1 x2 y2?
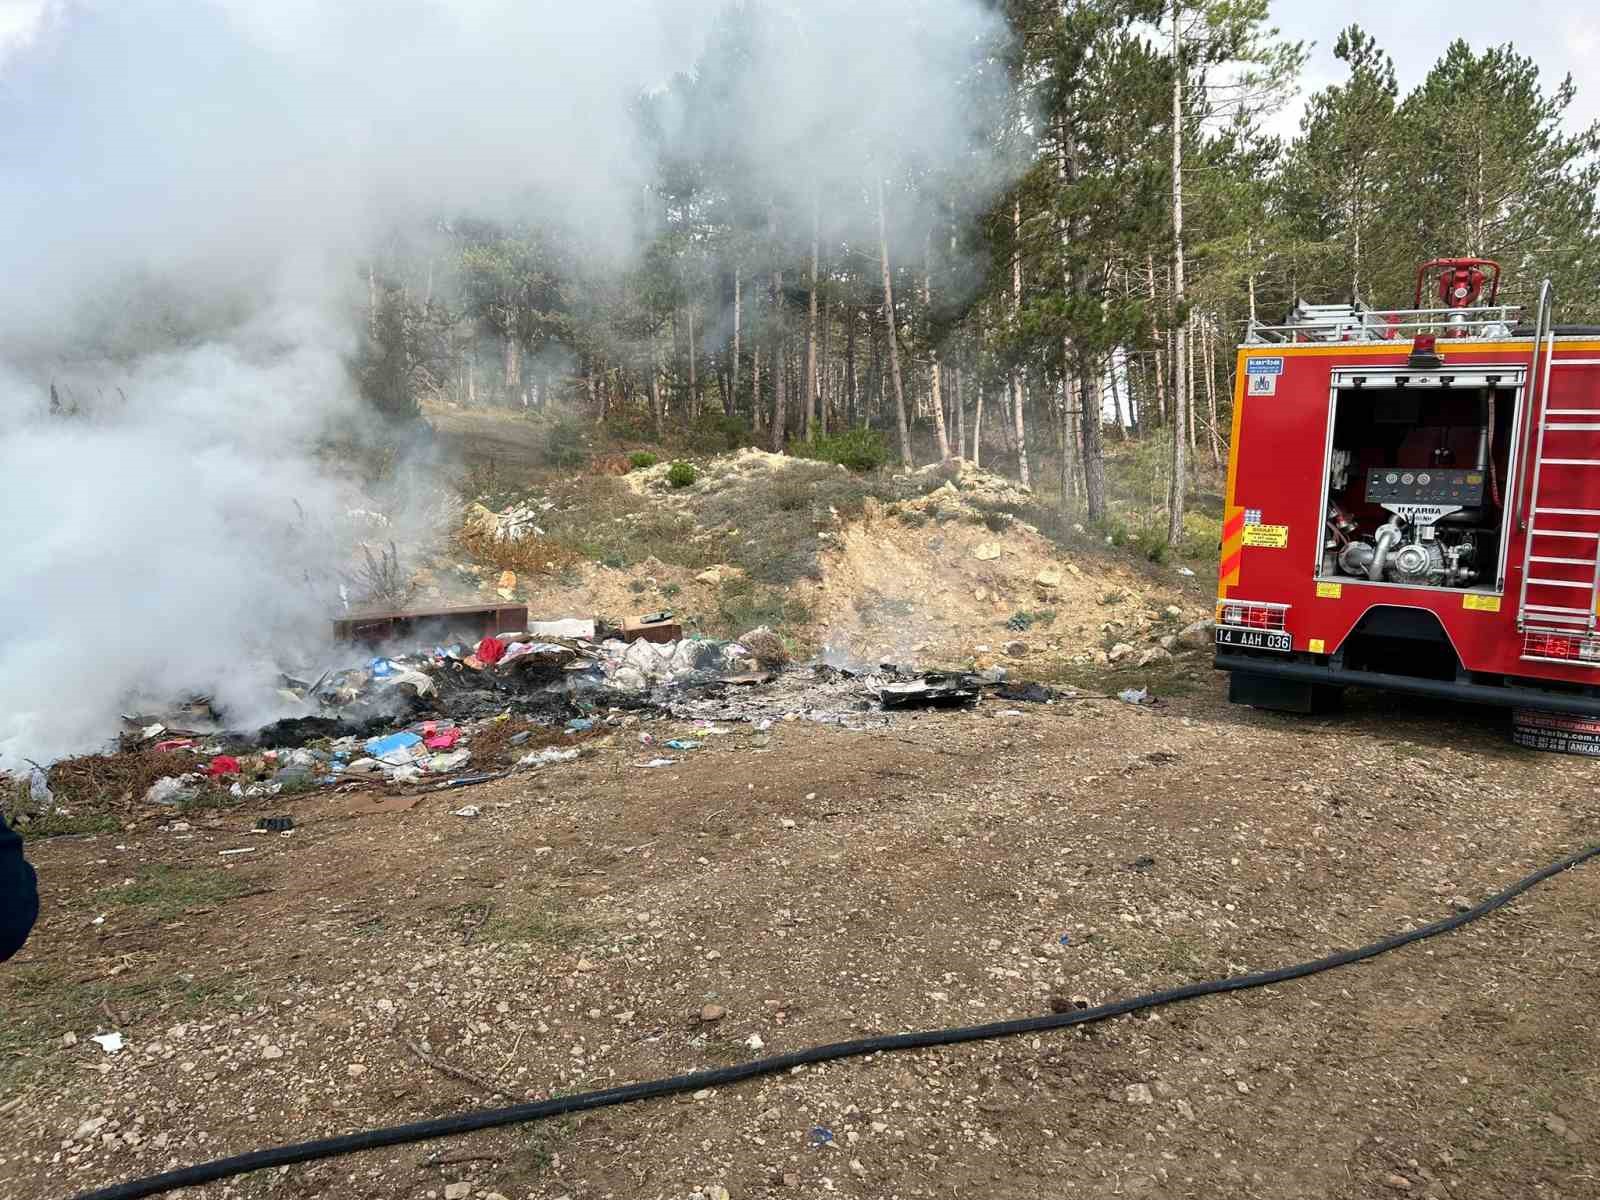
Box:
1449 895 1474 913
1108 642 1135 663
1175 1099 1196 1121
849 1159 865 1175
783 1173 800 1187
1034 567 1062 592
1003 640 1028 657
1383 1174 1413 1191
1125 1083 1154 1105
1136 646 1173 667
973 587 988 601
1234 1080 1249 1094
1176 620 1214 651
697 567 723 585
347 1063 367 1078
779 818 797 829
705 949 723 961
706 1186 730 1200
1158 634 1177 651
1065 563 1083 578
972 542 1002 561
746 1033 765 1051
444 1183 472 1200
575 958 596 972
261 1045 284 1061
692 1088 713 1102
926 991 949 1003
62 1031 78 1047
484 1194 510 1200
699 1004 727 1023
1163 604 1183 618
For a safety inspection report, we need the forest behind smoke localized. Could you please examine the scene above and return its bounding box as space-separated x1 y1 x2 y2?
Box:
2 0 1598 763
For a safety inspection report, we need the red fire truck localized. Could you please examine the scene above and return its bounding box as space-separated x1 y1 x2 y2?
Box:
1214 258 1600 744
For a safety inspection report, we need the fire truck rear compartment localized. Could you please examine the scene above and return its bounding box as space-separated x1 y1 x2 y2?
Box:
1321 380 1517 591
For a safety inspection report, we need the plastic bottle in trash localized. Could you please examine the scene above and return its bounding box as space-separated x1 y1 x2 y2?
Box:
29 768 54 806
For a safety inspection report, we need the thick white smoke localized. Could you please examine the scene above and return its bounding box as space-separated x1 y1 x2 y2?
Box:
0 0 1010 766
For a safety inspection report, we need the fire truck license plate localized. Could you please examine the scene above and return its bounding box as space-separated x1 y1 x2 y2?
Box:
1215 627 1291 653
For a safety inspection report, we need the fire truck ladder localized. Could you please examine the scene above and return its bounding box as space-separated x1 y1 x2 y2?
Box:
1516 280 1600 639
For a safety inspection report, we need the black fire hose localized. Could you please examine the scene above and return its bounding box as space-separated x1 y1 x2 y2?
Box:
73 840 1600 1200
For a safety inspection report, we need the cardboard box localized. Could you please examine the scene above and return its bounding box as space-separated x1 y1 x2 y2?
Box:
622 613 682 644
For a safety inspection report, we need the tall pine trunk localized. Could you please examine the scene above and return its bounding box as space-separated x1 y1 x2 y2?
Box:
686 305 697 419
1109 349 1129 440
1010 198 1031 489
649 333 665 439
923 232 950 460
1166 1 1189 546
769 268 786 452
877 175 913 466
819 294 831 435
805 197 820 441
1055 122 1083 507
1081 363 1107 519
973 382 984 469
845 306 858 426
1146 253 1167 427
730 266 741 417
954 364 965 463
1203 313 1221 466
752 345 763 434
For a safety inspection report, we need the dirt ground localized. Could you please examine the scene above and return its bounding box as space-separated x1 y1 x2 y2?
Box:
7 658 1600 1200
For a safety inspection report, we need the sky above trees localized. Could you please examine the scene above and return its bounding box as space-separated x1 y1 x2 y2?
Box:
1268 0 1600 136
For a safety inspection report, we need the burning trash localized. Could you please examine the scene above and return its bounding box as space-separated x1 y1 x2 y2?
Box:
9 597 1056 840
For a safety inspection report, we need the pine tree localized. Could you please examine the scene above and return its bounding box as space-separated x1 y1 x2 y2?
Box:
1279 26 1400 304
1392 40 1600 315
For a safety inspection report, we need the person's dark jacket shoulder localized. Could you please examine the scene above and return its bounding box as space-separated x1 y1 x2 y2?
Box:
0 813 39 961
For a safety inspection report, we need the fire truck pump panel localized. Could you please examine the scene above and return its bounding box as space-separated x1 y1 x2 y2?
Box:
1322 384 1515 589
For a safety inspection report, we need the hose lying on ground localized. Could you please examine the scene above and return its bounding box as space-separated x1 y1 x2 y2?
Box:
73 839 1600 1200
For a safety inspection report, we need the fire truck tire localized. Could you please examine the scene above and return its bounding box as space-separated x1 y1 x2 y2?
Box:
1228 669 1343 714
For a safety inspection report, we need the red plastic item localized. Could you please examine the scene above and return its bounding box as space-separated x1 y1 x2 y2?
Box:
154 739 195 752
476 636 507 665
205 756 241 777
424 729 461 751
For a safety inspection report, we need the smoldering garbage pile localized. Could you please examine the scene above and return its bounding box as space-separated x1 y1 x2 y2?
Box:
12 614 1075 828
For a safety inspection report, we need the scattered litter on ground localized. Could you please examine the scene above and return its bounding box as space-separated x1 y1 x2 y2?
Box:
518 747 581 768
879 672 982 711
1118 687 1151 705
90 1033 124 1055
995 681 1053 704
452 806 482 819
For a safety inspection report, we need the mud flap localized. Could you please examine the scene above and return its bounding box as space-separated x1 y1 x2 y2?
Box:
1228 669 1343 714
